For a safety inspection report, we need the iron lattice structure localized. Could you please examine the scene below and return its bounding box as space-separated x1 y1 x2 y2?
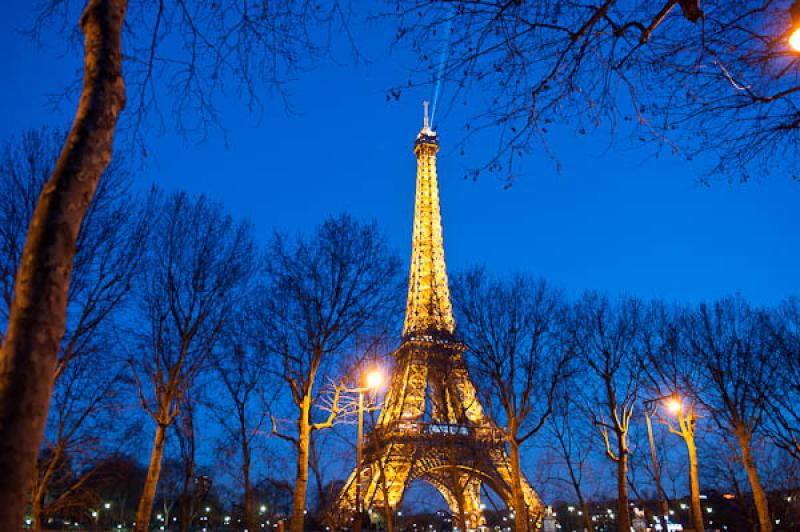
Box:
330 105 543 531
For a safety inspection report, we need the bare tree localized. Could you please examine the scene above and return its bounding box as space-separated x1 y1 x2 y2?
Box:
389 1 799 181
173 390 207 532
0 126 150 530
129 191 256 531
211 309 271 532
639 301 707 532
684 297 778 532
451 268 570 531
258 214 401 532
29 353 131 531
641 303 705 530
0 2 353 523
767 297 800 462
565 293 642 532
546 387 597 532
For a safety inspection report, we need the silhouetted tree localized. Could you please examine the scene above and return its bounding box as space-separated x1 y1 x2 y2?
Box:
258 214 401 532
767 297 800 463
0 126 149 530
211 309 272 532
391 1 798 180
685 297 778 532
565 293 643 532
452 268 571 531
545 387 597 532
640 301 706 532
129 191 257 531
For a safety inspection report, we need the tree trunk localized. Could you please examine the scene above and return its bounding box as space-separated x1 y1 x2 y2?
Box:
616 448 631 532
243 438 255 532
580 499 594 532
178 456 193 532
135 422 168 532
309 432 327 514
30 486 44 532
0 0 126 528
290 398 311 532
685 435 704 532
737 429 772 532
385 505 394 532
509 438 530 532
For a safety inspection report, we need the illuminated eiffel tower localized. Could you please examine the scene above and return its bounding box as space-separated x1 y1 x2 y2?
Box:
331 103 543 531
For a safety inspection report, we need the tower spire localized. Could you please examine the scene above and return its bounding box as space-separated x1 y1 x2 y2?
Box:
423 100 430 131
403 102 454 339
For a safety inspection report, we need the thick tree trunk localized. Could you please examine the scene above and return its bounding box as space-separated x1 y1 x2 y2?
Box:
616 448 631 532
0 1 126 528
290 398 311 532
509 438 530 532
738 429 772 532
686 436 705 532
135 423 168 532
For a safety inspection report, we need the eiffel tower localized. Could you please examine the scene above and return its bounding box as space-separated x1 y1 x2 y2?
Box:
331 103 543 531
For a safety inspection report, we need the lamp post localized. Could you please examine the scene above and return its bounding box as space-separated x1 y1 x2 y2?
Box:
665 395 705 532
354 369 383 532
643 396 672 532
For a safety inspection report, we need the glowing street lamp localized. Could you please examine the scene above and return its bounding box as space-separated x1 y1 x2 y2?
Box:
643 396 671 532
667 397 682 414
366 370 383 390
353 367 384 532
790 1 800 51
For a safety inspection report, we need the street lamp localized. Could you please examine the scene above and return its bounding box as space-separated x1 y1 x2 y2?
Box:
667 398 682 414
790 1 800 51
643 395 672 532
354 368 383 532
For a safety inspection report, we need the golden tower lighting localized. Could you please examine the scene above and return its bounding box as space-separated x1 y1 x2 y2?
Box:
329 103 543 531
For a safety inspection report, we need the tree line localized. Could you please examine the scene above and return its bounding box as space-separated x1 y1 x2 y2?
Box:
3 1 797 529
3 128 800 532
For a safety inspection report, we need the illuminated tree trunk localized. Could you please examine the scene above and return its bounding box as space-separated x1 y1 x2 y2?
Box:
135 422 168 532
290 397 311 532
508 436 530 532
617 449 631 532
738 429 772 532
685 436 705 532
0 0 126 528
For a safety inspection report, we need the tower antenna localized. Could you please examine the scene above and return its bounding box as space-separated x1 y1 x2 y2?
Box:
423 101 430 131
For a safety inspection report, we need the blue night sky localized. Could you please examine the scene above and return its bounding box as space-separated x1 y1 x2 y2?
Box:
2 3 798 307
2 1 800 509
